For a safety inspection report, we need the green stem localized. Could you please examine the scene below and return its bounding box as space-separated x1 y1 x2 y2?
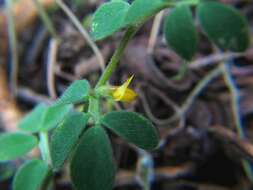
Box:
221 62 253 183
39 132 53 190
95 26 138 88
165 0 200 8
221 63 244 138
181 65 222 115
39 132 52 166
33 0 58 39
172 60 188 81
88 96 101 124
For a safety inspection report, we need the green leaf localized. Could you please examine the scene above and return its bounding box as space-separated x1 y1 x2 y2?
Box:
40 104 72 131
50 112 90 170
101 111 159 150
70 126 115 190
19 104 72 133
0 133 38 162
55 80 90 106
164 5 198 60
175 0 200 6
91 1 130 40
197 1 250 52
18 104 48 133
124 0 167 26
13 159 49 190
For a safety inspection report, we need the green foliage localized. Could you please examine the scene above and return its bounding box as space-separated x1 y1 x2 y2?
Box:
91 0 169 40
70 126 115 190
0 133 38 162
50 112 90 170
18 104 48 133
91 1 130 40
164 4 198 60
13 159 49 190
124 0 167 25
55 80 90 105
197 1 250 52
176 0 200 6
101 111 159 150
18 104 72 133
40 104 72 131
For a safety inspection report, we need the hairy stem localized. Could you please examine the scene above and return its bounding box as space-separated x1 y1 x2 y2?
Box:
87 26 138 122
95 26 138 88
88 96 101 124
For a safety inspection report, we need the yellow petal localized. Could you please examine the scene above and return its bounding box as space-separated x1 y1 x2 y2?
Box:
111 75 137 102
120 88 137 102
123 75 134 88
117 75 134 93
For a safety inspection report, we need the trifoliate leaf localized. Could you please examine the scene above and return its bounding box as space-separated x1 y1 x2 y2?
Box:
0 133 38 162
40 104 72 131
124 0 167 25
55 80 90 106
197 1 250 52
70 126 115 190
50 112 90 170
18 104 48 133
91 1 130 40
164 5 198 60
101 111 159 150
13 159 49 190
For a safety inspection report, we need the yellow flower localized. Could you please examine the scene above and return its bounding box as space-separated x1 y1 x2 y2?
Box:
111 75 137 102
